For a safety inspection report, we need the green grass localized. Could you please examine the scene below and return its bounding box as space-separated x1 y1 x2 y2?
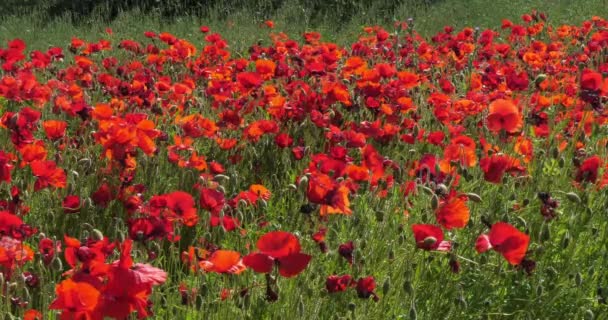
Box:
1 0 607 52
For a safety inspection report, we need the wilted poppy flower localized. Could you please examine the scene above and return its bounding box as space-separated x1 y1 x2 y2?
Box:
338 241 355 264
326 274 354 293
243 231 311 278
475 222 529 265
486 99 522 133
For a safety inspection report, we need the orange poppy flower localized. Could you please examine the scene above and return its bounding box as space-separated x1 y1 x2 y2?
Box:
486 99 523 133
200 250 246 274
42 120 67 140
435 194 470 229
443 135 478 167
49 279 101 320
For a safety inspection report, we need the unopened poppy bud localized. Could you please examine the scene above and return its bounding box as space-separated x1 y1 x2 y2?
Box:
213 174 230 181
409 304 417 320
298 176 308 188
565 192 581 203
534 73 547 84
466 193 482 203
540 223 551 242
382 279 390 295
536 284 544 297
575 272 583 286
91 228 104 241
403 280 413 294
584 309 594 320
298 299 305 317
558 156 566 168
52 257 63 272
375 210 384 222
455 296 467 308
348 302 356 311
431 195 439 210
217 185 226 195
562 232 570 248
546 266 558 278
551 147 559 159
420 185 434 195
515 216 527 228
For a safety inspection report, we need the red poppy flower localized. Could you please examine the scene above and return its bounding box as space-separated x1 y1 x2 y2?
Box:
338 241 355 264
243 231 311 278
443 135 478 167
581 69 603 91
480 154 511 183
30 160 66 190
476 222 529 265
411 224 451 251
62 195 81 214
356 276 379 301
0 151 15 183
486 99 523 133
326 274 354 293
575 155 601 184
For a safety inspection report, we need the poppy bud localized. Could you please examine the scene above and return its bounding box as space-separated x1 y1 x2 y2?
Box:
575 272 583 286
91 228 104 241
213 174 230 182
403 280 413 294
52 256 63 272
540 223 551 242
431 194 439 210
382 279 390 295
536 284 543 297
348 302 356 312
560 231 570 248
455 296 467 308
375 210 384 222
584 309 594 320
466 193 482 203
534 73 547 84
565 192 581 203
545 266 558 278
298 299 305 317
409 304 417 320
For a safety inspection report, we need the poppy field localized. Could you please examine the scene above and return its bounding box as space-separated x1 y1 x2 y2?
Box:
1 9 608 320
